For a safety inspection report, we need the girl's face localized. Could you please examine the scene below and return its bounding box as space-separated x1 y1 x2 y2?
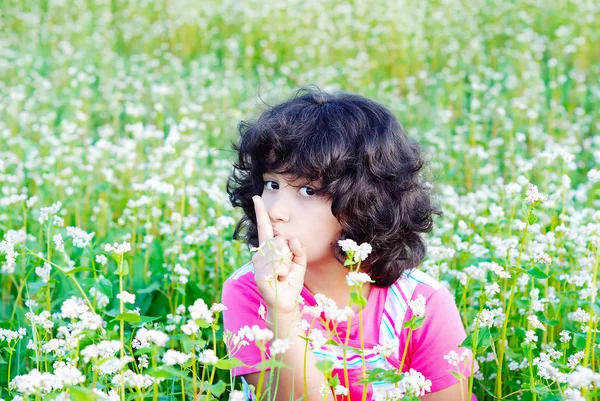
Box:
260 172 342 266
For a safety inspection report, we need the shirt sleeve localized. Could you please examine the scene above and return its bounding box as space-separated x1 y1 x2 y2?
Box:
221 276 271 377
408 285 480 394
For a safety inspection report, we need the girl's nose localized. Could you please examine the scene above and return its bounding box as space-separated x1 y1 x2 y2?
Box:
265 191 290 223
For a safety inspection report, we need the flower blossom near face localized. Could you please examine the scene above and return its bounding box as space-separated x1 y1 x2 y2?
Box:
408 294 426 318
338 239 373 262
345 271 373 286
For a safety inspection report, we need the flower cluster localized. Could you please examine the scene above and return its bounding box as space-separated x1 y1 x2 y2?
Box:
338 239 373 263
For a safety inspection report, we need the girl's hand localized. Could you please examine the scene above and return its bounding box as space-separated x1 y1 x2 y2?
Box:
251 195 307 318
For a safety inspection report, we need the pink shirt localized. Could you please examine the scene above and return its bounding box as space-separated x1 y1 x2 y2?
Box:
221 262 479 400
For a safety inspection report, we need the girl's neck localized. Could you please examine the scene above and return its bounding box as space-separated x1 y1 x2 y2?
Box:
303 260 372 312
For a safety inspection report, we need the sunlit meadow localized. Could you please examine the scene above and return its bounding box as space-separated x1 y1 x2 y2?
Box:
1 0 599 400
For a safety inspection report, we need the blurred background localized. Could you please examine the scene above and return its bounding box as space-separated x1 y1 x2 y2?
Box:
1 0 599 400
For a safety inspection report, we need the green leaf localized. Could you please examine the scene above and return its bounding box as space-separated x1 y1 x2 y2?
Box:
112 313 140 324
254 359 289 370
526 267 549 279
460 327 491 352
118 259 129 276
451 371 465 380
64 266 96 276
138 281 161 294
69 386 98 401
590 302 600 319
328 374 341 387
350 291 367 308
573 333 587 349
541 396 563 401
403 316 425 330
216 358 246 370
537 313 559 326
180 338 207 353
343 259 355 266
98 277 113 297
315 359 335 373
146 366 186 379
202 380 227 397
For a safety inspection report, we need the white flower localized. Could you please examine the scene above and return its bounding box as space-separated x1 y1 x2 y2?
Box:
443 350 470 367
95 254 108 265
65 226 95 248
567 365 600 388
162 349 191 366
229 390 245 401
103 241 131 254
96 356 134 375
257 304 266 321
338 239 373 262
408 294 426 318
9 369 55 395
525 183 548 205
401 368 432 397
189 298 215 323
269 338 292 355
210 303 227 312
474 309 495 328
111 369 155 388
527 315 545 331
134 328 169 348
81 340 122 363
484 283 500 297
38 201 62 224
26 195 38 208
181 320 199 336
568 351 586 369
587 169 600 183
345 271 373 286
53 362 85 388
116 291 136 304
198 349 219 365
35 262 52 283
0 328 26 343
487 262 511 279
533 252 552 265
334 385 348 395
53 233 65 252
563 388 585 401
559 330 571 343
61 297 89 319
0 229 24 274
373 339 397 358
569 308 590 323
308 328 328 349
524 330 538 344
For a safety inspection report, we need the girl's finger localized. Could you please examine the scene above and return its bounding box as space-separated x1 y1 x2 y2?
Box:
288 238 307 268
252 196 273 245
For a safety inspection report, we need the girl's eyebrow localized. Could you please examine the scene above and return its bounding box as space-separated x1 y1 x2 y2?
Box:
263 173 320 187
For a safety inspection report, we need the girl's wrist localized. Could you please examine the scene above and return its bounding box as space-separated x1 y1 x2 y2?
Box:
266 309 301 332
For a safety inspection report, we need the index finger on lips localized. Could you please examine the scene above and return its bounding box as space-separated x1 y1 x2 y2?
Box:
252 195 273 245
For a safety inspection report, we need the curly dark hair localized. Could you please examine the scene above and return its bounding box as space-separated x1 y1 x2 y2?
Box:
226 87 442 287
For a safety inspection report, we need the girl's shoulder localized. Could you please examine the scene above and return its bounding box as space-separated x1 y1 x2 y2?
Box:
225 261 255 282
389 268 449 304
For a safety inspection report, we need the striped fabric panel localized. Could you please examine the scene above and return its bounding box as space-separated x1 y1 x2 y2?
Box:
312 344 397 371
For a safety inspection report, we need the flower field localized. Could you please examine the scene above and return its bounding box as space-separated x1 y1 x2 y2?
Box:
0 0 599 400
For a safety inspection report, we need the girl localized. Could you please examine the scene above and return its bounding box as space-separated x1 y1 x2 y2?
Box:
221 87 479 401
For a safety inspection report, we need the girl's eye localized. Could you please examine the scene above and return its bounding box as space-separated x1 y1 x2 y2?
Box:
264 180 279 190
299 186 316 197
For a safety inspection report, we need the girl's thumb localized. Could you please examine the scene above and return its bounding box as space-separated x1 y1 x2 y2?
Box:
288 238 307 268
